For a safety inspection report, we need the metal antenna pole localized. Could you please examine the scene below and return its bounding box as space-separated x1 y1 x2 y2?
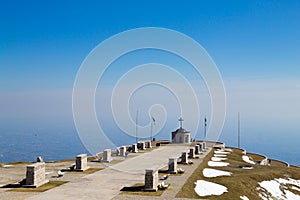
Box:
135 109 138 144
204 116 207 142
238 112 241 148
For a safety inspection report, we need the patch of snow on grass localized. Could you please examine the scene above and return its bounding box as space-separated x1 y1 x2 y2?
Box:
214 154 227 157
211 157 227 161
224 148 233 152
194 180 228 196
203 168 231 178
214 150 230 154
257 178 300 200
242 166 253 170
240 195 249 200
242 155 255 164
291 186 300 192
208 161 229 167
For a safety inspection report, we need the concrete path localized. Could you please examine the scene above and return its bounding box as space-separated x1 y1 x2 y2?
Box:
26 145 192 200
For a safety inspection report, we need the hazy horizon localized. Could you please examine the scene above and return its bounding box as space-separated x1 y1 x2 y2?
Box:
1 1 299 165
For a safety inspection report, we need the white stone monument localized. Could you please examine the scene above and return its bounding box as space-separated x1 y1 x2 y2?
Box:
75 154 89 171
132 144 138 153
195 145 200 155
103 149 112 162
145 140 152 148
189 148 195 159
144 169 158 191
202 142 206 150
168 157 178 174
119 146 126 157
198 143 203 152
140 142 146 150
24 162 48 188
171 118 191 144
181 152 188 164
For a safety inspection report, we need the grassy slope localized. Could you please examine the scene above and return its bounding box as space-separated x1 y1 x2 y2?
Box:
176 148 300 199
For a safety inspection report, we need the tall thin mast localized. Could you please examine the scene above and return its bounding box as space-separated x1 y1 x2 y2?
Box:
135 109 138 144
238 112 240 148
204 116 207 142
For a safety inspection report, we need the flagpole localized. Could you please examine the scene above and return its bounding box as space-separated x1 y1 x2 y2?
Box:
204 116 207 142
135 109 138 144
150 119 153 142
238 112 240 148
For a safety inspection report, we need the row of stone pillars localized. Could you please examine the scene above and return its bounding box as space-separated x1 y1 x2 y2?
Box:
144 142 207 191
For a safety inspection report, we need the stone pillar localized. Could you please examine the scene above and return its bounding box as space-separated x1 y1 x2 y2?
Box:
202 142 206 151
25 162 48 187
145 140 152 148
132 144 138 153
116 147 120 156
189 148 195 159
144 169 158 191
168 157 178 174
119 146 126 157
195 145 200 155
103 149 112 162
198 143 203 152
138 141 146 150
75 154 88 171
181 152 188 164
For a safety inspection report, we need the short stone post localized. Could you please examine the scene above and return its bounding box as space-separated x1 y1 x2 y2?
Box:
195 145 200 155
181 152 188 164
25 162 48 187
103 149 112 162
132 144 138 153
75 154 89 171
202 142 206 150
144 169 158 191
168 157 178 174
119 146 126 157
138 141 146 150
189 148 195 159
145 140 152 148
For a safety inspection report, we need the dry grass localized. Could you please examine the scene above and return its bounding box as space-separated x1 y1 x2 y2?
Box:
120 183 165 196
8 181 67 192
176 148 300 199
246 153 265 161
66 168 103 174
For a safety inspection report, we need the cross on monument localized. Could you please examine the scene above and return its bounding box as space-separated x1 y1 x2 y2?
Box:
178 117 184 128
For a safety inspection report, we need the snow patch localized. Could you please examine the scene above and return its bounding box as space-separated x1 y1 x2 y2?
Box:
240 195 249 200
214 154 227 157
211 157 227 161
242 155 255 165
242 166 253 170
257 177 300 200
208 161 229 167
194 180 228 196
214 150 230 154
203 168 231 178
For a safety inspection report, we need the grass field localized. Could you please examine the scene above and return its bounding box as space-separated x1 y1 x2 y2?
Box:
8 181 68 192
176 148 300 199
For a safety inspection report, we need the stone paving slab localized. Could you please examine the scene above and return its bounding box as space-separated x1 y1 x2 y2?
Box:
25 145 193 200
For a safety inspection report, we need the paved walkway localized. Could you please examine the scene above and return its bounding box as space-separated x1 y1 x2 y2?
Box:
26 145 195 200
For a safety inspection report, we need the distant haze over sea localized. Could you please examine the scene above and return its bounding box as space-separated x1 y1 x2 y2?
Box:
0 122 299 166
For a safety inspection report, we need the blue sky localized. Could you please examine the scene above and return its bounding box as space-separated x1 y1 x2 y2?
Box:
0 1 300 164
